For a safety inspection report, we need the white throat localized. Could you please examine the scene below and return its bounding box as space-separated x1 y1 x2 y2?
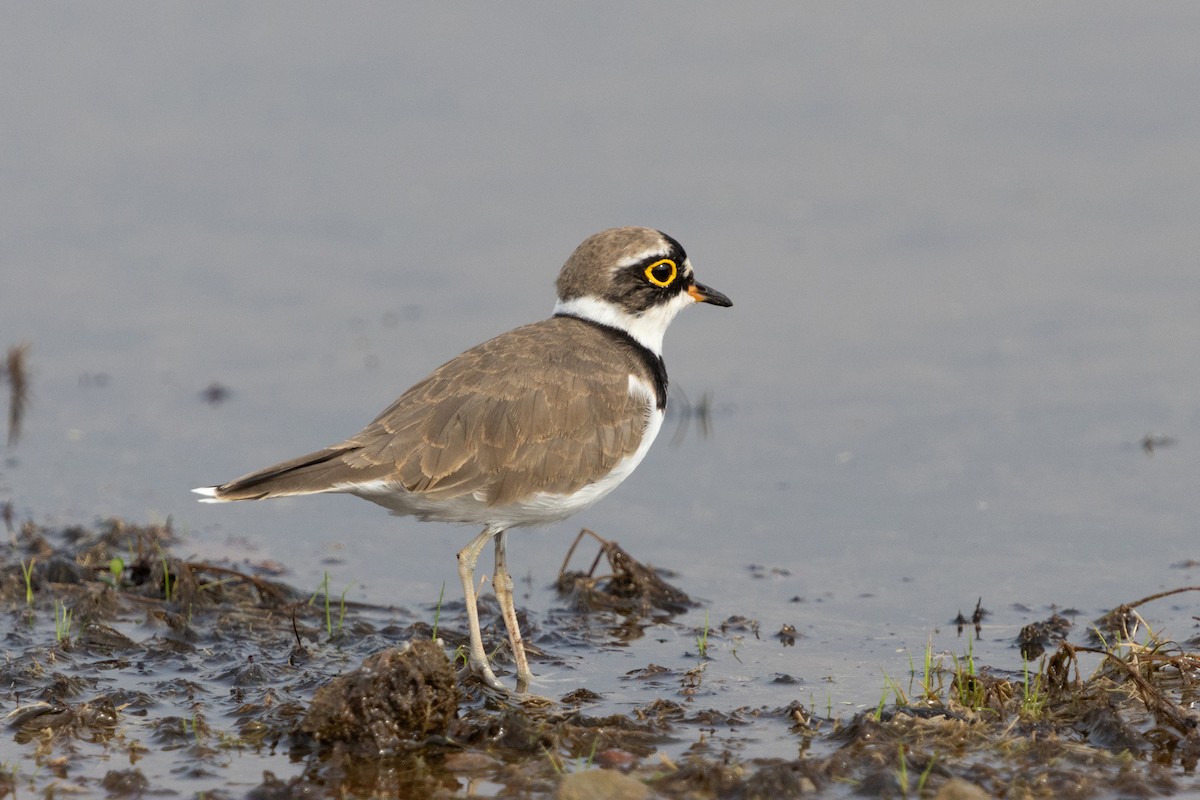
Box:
553 293 692 356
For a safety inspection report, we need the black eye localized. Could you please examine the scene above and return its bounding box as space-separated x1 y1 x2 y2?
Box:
644 258 677 288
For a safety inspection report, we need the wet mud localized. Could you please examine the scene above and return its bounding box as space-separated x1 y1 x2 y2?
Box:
3 517 1200 798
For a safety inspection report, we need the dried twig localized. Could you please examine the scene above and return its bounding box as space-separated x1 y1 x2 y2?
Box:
4 342 31 446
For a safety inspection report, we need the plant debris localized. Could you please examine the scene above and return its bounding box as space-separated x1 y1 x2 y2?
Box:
4 515 1200 797
953 597 987 637
555 528 694 616
2 341 30 446
298 639 459 751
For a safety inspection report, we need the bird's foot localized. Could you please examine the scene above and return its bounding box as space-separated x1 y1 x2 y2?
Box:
458 660 509 693
457 662 545 701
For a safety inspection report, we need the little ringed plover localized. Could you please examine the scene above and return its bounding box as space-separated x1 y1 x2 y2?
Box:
194 226 732 692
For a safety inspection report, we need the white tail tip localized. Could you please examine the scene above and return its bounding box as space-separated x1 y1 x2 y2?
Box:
192 486 225 503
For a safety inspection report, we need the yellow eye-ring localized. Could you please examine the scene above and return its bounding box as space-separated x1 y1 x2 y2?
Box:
644 258 677 287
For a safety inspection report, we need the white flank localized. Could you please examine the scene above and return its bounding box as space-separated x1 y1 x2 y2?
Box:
336 374 664 529
546 375 663 509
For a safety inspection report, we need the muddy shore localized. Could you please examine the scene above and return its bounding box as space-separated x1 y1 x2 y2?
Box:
3 516 1200 798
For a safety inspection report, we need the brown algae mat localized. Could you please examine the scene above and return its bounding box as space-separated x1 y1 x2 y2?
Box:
3 516 1200 798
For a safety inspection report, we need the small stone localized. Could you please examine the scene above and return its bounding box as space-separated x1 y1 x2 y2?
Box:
935 778 991 800
441 751 498 773
557 769 650 800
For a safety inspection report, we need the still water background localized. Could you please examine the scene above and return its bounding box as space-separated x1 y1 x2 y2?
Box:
4 3 1200 723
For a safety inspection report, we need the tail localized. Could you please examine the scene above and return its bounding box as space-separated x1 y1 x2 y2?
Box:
193 446 364 502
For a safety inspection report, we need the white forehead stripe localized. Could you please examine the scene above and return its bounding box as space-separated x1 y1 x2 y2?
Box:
615 245 671 269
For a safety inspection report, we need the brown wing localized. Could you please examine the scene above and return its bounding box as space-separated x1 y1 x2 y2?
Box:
208 317 652 505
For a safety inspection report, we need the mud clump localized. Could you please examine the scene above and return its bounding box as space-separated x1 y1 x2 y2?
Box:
1016 611 1072 659
298 639 458 751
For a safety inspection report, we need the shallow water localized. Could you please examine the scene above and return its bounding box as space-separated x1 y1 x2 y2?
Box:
4 4 1200 795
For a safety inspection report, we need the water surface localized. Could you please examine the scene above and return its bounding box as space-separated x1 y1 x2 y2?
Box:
4 2 1200 781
